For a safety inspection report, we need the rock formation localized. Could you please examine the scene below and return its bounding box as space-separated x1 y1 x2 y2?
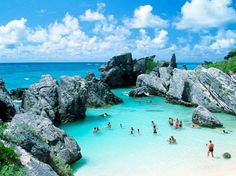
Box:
192 105 223 128
130 63 236 115
4 112 82 165
100 53 156 88
0 86 17 122
59 76 88 122
22 75 60 122
85 72 123 107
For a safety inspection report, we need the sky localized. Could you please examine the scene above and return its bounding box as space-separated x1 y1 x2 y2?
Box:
0 0 236 63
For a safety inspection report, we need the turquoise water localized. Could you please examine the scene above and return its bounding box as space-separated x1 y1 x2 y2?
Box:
61 89 236 176
0 62 199 90
0 63 102 90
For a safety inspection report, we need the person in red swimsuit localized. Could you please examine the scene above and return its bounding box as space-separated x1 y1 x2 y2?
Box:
207 140 214 157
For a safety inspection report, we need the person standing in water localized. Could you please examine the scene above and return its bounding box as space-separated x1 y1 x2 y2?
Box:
207 140 214 158
153 125 157 134
130 127 134 134
137 128 140 134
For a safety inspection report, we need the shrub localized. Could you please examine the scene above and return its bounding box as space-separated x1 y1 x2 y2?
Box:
0 142 25 176
49 154 73 176
145 59 157 74
204 57 236 74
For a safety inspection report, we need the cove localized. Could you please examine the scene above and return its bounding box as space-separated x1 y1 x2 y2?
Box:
60 88 236 176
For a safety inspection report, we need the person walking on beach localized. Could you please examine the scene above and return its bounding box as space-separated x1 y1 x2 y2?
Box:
207 140 214 158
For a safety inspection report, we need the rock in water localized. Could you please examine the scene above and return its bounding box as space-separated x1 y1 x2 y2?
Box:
192 105 223 128
0 88 17 122
128 86 151 97
223 152 231 159
59 76 88 122
5 112 82 164
85 72 122 107
22 75 59 122
100 53 134 88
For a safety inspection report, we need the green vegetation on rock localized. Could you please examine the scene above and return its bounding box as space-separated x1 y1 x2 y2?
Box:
145 58 157 74
0 142 25 176
204 51 236 74
0 122 25 176
49 154 73 176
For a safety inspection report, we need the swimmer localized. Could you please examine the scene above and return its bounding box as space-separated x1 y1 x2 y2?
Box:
153 125 157 134
120 124 123 128
137 128 140 134
169 136 176 143
107 122 111 128
130 127 134 134
168 117 174 126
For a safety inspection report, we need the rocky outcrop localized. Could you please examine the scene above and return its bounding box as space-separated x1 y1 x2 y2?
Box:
130 64 236 115
128 86 151 97
192 106 223 128
100 53 134 88
100 53 156 88
4 112 82 164
170 54 177 68
167 67 236 114
10 88 27 100
135 73 167 96
59 76 88 122
85 72 122 107
14 146 59 176
22 75 59 122
0 88 17 122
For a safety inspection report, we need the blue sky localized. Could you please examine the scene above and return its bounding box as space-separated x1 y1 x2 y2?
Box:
0 0 235 62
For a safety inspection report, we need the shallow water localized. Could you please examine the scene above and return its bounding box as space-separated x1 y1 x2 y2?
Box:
60 88 236 176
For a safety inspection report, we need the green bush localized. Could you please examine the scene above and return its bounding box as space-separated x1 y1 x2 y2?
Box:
49 154 73 176
204 57 236 74
145 59 157 74
0 142 25 176
0 123 7 138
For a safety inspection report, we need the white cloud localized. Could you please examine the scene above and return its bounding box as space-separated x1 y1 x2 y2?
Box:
176 0 236 30
124 5 167 28
79 3 105 21
0 18 28 47
135 29 168 51
210 30 236 50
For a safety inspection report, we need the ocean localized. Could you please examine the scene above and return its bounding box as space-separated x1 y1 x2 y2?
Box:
0 62 199 90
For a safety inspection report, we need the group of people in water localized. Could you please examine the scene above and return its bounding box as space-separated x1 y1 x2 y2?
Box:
168 117 183 128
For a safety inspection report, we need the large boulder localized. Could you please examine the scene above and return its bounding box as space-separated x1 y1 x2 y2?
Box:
167 67 236 114
22 75 59 122
192 106 223 128
136 73 167 96
4 112 82 164
100 53 134 88
0 89 17 122
85 72 122 107
59 76 88 122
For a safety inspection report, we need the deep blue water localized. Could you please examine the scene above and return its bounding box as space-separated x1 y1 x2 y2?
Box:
0 62 200 90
